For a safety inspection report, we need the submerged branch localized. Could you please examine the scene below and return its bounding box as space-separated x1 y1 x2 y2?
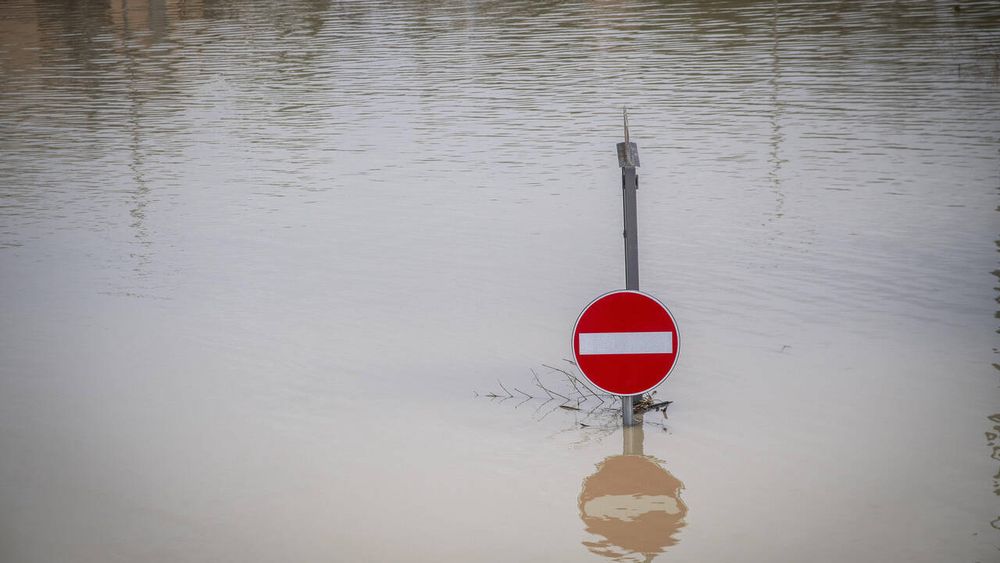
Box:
542 363 611 400
478 365 675 435
496 379 514 398
512 387 534 399
531 369 570 402
531 369 554 399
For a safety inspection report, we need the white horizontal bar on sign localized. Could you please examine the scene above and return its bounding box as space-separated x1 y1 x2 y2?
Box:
578 331 673 355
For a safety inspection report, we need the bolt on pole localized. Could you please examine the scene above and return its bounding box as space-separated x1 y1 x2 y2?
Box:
616 108 641 427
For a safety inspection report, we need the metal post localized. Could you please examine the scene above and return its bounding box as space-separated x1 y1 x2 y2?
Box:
622 166 639 291
622 395 634 426
617 108 641 427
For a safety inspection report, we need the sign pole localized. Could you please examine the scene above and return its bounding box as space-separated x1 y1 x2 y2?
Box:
617 108 641 427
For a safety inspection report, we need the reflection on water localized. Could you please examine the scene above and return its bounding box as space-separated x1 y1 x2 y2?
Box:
989 414 1000 526
991 220 1000 529
579 424 687 562
767 0 785 228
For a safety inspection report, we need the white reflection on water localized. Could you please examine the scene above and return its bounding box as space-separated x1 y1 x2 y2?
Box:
1 0 999 561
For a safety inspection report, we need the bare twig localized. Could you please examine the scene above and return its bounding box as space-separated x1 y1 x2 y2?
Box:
531 396 554 417
647 400 673 411
574 375 607 403
550 388 572 403
532 369 570 403
531 369 554 399
514 396 532 409
543 363 612 400
513 387 534 399
496 379 514 398
564 373 586 399
536 401 563 421
582 400 605 419
542 363 604 402
542 363 576 378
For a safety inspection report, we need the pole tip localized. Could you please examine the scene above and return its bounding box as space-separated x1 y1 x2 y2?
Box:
616 107 639 168
623 107 630 145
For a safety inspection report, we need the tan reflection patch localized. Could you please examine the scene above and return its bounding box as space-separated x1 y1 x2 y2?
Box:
583 494 681 521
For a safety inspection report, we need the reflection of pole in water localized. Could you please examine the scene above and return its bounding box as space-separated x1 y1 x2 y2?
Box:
623 420 644 456
119 0 170 283
578 422 687 562
115 0 169 41
122 0 153 279
989 202 1000 526
768 0 786 225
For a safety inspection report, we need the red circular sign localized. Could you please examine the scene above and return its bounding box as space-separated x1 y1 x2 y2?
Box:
572 290 680 396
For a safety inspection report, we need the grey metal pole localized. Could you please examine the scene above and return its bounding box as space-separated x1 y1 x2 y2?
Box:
617 108 641 427
622 166 640 290
622 393 635 427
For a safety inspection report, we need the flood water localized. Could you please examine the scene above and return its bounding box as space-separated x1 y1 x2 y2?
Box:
1 1 999 561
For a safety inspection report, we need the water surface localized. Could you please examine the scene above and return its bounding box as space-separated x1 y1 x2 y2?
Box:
1 1 999 561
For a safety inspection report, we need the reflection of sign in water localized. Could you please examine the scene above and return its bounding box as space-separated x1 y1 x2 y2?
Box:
578 431 687 562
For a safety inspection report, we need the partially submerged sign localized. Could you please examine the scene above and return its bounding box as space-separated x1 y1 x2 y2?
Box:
572 290 680 396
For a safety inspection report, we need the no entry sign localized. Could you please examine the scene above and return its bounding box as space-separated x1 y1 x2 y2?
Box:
572 290 680 396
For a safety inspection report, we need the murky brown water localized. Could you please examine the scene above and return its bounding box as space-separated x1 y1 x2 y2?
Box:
2 1 999 561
